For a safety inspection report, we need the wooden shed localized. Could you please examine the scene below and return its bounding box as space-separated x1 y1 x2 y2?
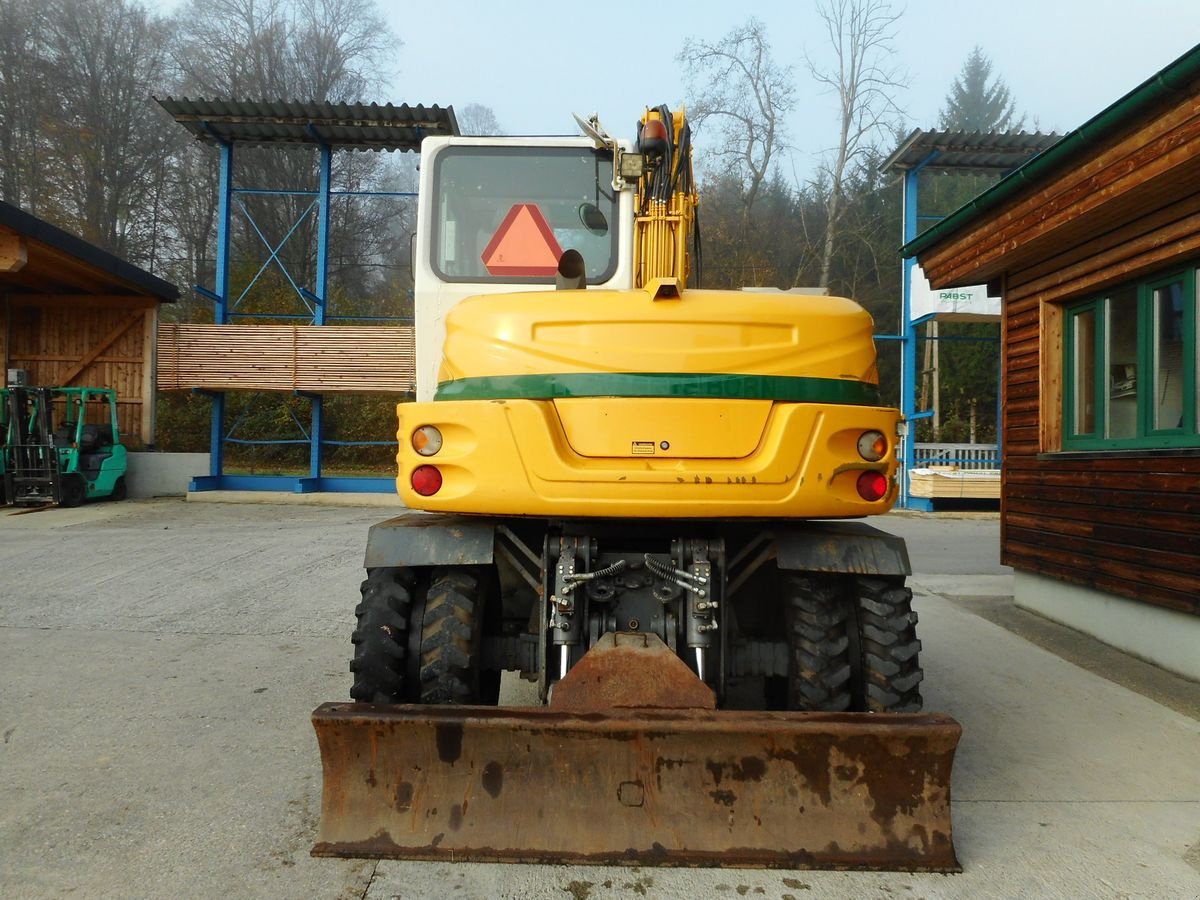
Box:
905 45 1200 679
0 201 179 446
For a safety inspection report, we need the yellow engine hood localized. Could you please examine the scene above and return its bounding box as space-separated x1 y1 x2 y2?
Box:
435 287 881 403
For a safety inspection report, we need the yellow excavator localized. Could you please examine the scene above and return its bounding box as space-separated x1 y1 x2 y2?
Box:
311 106 961 871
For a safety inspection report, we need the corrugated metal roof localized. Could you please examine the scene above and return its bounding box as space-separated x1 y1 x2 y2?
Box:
154 98 459 151
881 129 1062 176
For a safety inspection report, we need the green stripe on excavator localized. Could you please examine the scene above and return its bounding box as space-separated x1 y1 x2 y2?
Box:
434 373 881 405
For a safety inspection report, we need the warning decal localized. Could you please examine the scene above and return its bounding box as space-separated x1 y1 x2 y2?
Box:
481 203 563 276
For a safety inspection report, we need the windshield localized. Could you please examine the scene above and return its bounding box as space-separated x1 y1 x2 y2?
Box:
430 146 619 284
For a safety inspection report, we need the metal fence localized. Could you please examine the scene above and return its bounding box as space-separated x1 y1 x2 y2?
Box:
912 442 1000 470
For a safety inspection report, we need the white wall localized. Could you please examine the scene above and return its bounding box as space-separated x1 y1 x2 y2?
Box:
126 452 209 498
1015 570 1200 681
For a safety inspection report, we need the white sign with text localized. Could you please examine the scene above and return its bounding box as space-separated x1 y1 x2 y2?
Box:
910 263 1001 321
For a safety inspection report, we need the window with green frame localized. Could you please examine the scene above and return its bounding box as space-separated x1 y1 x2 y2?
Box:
1063 266 1198 450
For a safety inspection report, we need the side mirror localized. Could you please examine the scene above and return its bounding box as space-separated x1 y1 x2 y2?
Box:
578 203 608 235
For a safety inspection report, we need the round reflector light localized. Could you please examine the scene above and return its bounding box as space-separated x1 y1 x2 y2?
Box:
856 470 889 502
411 465 443 496
857 430 888 462
412 425 443 457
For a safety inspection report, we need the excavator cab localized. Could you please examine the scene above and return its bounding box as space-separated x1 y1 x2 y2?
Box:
312 109 961 871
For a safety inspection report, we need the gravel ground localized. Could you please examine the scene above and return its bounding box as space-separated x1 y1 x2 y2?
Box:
1 498 1196 899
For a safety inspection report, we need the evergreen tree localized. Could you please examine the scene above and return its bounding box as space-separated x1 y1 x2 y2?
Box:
938 46 1025 132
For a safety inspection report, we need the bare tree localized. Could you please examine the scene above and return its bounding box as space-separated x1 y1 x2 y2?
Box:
38 0 178 258
455 103 504 136
156 141 221 320
678 18 795 283
0 0 53 213
293 0 392 101
807 0 906 290
172 0 389 100
172 0 294 98
169 0 399 316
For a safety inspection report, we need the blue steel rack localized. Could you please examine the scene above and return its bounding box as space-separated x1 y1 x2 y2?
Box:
879 130 1061 509
156 98 458 494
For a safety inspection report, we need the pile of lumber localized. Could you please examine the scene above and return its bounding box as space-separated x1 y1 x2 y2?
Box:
909 466 1001 500
157 323 415 393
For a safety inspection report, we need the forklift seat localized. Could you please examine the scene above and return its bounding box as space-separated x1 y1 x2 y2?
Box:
53 422 75 448
79 424 113 453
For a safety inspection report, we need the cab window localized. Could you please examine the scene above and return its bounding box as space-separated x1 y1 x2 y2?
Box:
431 146 618 284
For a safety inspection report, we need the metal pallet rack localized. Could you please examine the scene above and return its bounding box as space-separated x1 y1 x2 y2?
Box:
157 98 458 493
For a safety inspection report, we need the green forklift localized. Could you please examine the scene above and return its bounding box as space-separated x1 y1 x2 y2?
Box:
0 386 7 505
2 373 128 507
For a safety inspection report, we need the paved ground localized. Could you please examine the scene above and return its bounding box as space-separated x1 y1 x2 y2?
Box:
0 499 1197 899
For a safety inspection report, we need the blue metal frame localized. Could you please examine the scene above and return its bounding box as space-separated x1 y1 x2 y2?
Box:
232 194 320 318
189 136 412 494
900 159 935 511
894 153 1003 510
189 474 395 493
315 145 332 326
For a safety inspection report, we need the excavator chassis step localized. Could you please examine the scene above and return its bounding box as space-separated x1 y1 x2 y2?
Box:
311 702 961 871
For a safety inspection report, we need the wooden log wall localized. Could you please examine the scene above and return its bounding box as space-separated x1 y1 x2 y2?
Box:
3 295 156 446
993 99 1200 617
157 323 416 393
918 91 1200 293
1002 453 1200 614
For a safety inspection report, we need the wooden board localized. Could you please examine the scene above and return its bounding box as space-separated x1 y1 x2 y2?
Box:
157 323 416 393
908 468 1002 500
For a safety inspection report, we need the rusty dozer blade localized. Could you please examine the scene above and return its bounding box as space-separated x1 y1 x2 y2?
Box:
312 635 961 871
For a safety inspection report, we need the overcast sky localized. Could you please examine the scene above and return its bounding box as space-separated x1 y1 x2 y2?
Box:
374 1 1200 178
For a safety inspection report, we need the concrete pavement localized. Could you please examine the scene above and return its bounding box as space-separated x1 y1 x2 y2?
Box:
0 499 1196 899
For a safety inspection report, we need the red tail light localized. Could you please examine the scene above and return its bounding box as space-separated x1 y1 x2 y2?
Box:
411 465 443 496
856 470 888 502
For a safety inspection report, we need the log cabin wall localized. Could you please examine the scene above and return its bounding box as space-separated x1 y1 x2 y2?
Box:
1002 285 1200 616
911 53 1200 618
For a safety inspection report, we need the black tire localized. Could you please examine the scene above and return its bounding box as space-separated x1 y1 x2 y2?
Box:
853 577 924 712
110 476 127 502
783 574 853 711
60 474 86 508
349 568 415 703
418 568 500 705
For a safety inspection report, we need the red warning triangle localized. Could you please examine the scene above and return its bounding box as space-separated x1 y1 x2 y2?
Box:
481 203 563 276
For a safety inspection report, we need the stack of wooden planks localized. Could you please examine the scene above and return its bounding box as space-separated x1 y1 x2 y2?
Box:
909 466 1001 500
157 323 415 393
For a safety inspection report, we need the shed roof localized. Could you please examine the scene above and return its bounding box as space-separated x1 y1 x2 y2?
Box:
903 43 1200 260
0 201 179 301
881 129 1062 177
155 98 459 151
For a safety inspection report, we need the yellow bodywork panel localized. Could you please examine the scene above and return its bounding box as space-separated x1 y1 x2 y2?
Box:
436 287 880 389
396 398 900 519
554 397 773 459
404 284 898 519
